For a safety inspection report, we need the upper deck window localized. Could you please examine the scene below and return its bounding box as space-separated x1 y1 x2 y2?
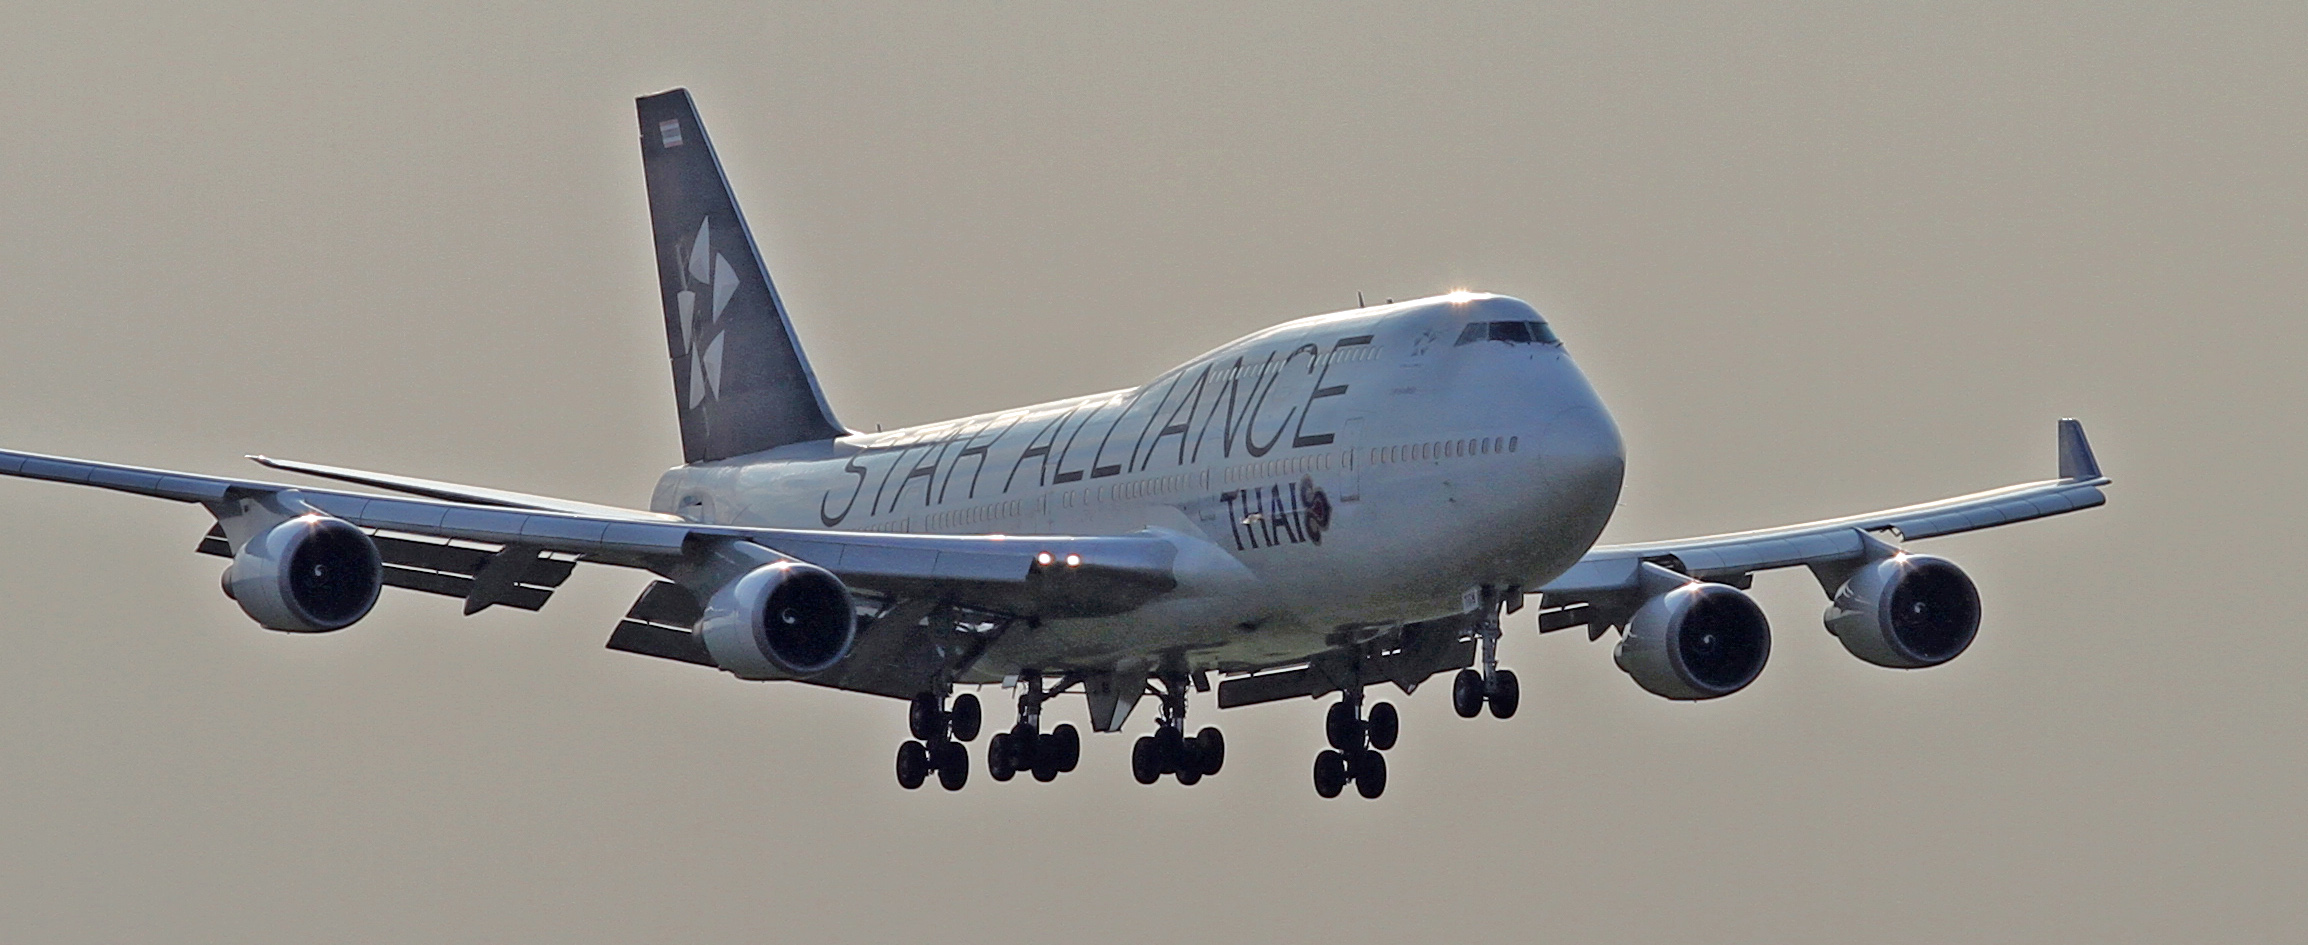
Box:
1455 320 1561 347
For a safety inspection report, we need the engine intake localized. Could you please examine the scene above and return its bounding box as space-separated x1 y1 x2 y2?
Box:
225 515 384 632
1825 554 1980 668
697 560 858 679
1615 581 1771 700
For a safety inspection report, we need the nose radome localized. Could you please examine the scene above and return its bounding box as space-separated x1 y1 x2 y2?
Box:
1537 404 1626 528
1541 405 1623 469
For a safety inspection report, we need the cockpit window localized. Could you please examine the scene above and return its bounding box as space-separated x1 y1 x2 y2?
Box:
1455 320 1561 346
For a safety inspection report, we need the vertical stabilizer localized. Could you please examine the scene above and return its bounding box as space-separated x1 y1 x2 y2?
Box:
637 89 847 463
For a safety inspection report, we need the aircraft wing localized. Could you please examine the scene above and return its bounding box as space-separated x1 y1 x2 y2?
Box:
0 446 1177 646
1538 419 2109 601
245 454 685 521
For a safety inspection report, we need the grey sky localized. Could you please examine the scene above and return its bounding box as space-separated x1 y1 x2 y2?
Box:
0 3 2298 941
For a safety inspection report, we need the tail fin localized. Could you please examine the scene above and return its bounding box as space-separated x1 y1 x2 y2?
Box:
637 88 847 463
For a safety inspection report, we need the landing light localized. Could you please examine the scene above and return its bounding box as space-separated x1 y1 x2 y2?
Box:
1036 552 1055 566
1065 554 1083 568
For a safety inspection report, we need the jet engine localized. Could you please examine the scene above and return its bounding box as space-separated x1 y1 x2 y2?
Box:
697 560 858 679
1824 554 1980 668
222 514 385 632
1615 581 1771 700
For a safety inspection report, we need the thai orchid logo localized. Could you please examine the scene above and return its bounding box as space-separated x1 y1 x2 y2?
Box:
675 217 738 408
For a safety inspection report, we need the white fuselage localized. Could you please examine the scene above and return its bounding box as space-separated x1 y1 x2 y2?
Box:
650 294 1626 680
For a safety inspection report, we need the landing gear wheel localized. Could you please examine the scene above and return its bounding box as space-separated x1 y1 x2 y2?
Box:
1154 725 1186 775
1050 724 1081 772
908 693 945 742
1366 701 1399 751
934 740 969 791
1313 749 1348 798
1175 740 1204 785
896 740 929 790
949 693 982 741
1453 669 1485 718
1131 736 1162 785
1325 701 1364 752
987 732 1016 781
1352 749 1388 799
1487 669 1521 719
1008 723 1039 770
1193 727 1225 775
1031 747 1060 782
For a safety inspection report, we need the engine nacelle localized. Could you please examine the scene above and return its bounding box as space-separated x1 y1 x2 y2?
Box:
223 515 384 632
1615 581 1772 700
1824 554 1980 668
697 561 858 679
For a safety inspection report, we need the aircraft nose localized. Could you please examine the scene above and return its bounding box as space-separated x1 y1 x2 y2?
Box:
1529 361 1625 552
1538 403 1625 496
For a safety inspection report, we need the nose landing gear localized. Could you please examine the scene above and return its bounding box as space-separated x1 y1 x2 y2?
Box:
1453 590 1522 719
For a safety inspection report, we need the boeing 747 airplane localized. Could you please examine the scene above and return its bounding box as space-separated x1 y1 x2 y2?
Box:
0 90 2110 798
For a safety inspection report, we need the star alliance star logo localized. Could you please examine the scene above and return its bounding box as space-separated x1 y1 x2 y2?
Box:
676 217 738 408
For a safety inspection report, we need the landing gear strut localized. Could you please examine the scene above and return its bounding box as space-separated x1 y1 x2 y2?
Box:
1313 688 1394 799
986 674 1081 784
1131 674 1226 786
896 690 978 791
1453 589 1521 720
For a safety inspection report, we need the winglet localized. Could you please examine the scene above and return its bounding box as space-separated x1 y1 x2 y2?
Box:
2057 418 2102 481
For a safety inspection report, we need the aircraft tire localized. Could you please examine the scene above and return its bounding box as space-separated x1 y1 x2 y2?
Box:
987 733 1016 781
1353 749 1387 799
1313 749 1347 798
1325 701 1363 752
1367 702 1399 751
1194 727 1225 775
1009 722 1039 770
1131 736 1162 785
908 693 944 742
1050 724 1081 772
1177 738 1206 784
1155 725 1186 774
896 740 929 790
1452 670 1485 718
949 693 982 742
935 741 969 791
1488 669 1521 719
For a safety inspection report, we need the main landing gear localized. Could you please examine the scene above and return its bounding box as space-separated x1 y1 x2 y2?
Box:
1312 692 1396 799
987 675 1081 783
1452 598 1521 720
895 691 980 791
1131 675 1226 786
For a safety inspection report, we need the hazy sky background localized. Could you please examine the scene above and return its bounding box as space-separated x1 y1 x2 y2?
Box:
0 3 2298 941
